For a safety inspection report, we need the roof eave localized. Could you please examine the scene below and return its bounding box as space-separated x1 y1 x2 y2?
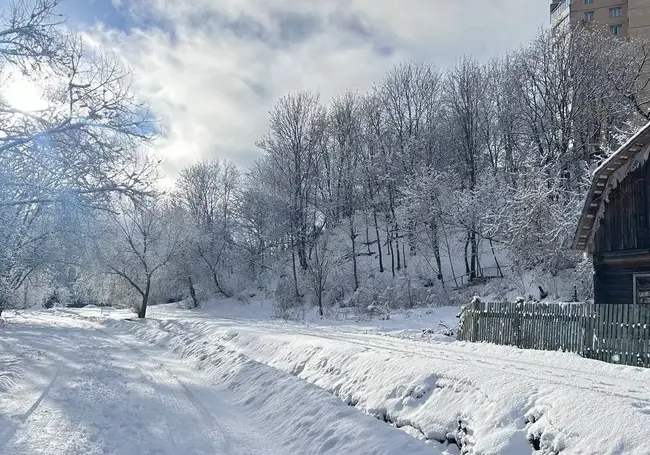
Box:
572 121 650 252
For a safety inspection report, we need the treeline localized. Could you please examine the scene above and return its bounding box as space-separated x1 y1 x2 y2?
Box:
2 3 650 318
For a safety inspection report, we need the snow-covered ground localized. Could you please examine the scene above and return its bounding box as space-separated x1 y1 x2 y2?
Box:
0 311 433 455
2 302 650 454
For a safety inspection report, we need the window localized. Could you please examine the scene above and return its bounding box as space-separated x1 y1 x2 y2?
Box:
610 7 622 18
611 24 623 36
585 0 593 3
634 274 650 304
584 11 595 21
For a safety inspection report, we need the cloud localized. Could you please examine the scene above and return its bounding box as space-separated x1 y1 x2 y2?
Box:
89 0 548 180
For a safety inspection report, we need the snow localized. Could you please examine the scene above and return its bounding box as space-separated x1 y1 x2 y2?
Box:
0 312 436 455
76 302 650 454
4 303 650 454
593 120 650 176
0 352 21 394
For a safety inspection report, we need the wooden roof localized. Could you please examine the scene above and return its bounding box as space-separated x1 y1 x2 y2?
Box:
573 122 650 252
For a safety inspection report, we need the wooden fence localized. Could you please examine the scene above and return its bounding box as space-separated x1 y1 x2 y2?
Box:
458 300 650 367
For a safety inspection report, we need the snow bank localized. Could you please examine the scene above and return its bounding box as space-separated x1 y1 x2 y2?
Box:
0 354 21 393
0 327 24 393
93 313 650 455
95 320 437 455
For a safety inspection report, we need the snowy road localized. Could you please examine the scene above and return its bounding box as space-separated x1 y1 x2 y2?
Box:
0 314 433 455
0 316 282 455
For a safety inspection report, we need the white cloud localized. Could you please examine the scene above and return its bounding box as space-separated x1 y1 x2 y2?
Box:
90 0 548 179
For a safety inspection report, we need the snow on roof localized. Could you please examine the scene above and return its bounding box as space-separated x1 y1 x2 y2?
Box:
573 121 650 251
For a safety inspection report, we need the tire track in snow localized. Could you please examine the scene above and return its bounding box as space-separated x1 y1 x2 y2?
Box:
0 334 62 421
257 326 650 404
201 314 650 388
20 313 232 433
92 325 238 454
0 335 61 453
166 317 650 406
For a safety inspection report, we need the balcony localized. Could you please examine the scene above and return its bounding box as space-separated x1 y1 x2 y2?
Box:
550 0 572 24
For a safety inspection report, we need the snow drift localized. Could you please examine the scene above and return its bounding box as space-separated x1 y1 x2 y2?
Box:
90 311 650 455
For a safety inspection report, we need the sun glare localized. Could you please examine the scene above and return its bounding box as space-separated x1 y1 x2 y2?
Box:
2 73 49 112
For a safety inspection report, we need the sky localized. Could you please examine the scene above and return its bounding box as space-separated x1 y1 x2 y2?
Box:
60 0 549 180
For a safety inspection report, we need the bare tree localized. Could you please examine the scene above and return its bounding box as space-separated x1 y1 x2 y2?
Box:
306 231 337 317
257 92 326 294
176 159 240 298
359 93 387 274
444 57 486 281
380 63 442 267
99 198 183 318
325 91 363 290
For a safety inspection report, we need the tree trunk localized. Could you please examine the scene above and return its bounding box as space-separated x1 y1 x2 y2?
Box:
373 209 384 273
432 220 443 281
470 228 478 280
365 226 372 254
389 230 395 277
298 209 309 270
489 239 503 277
464 232 471 278
212 271 232 298
314 242 324 317
318 289 324 317
408 219 416 255
395 225 401 271
138 279 151 319
291 250 300 298
349 217 359 291
188 275 198 308
442 223 458 288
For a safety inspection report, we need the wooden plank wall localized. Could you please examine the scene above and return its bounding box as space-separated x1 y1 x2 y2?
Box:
458 301 650 367
594 162 650 253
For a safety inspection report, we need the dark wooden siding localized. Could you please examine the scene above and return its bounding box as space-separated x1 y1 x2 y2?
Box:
593 253 650 304
592 159 650 304
594 160 650 252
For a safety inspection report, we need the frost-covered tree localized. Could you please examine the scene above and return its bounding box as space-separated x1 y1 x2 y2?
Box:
97 198 183 318
0 1 156 309
206 25 650 309
176 159 240 297
256 92 327 294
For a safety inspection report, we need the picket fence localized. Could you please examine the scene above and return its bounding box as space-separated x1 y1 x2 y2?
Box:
458 300 650 367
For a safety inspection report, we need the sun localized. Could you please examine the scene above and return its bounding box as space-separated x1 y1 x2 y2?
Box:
2 73 49 112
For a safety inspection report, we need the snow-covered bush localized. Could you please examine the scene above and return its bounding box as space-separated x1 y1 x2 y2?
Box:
273 274 304 321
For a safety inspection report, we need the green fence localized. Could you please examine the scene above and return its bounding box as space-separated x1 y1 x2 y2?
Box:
458 300 650 367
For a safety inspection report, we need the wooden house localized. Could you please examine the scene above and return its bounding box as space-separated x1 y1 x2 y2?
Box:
574 122 650 304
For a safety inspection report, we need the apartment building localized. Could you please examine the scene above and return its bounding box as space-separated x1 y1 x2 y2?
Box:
550 0 650 38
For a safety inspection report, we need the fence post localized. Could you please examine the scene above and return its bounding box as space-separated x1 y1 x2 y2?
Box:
471 298 480 342
581 303 590 358
514 299 522 348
